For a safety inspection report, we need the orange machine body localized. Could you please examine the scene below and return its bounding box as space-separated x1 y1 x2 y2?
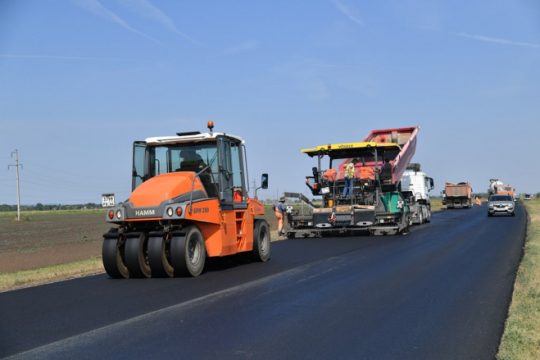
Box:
496 185 515 198
124 171 265 257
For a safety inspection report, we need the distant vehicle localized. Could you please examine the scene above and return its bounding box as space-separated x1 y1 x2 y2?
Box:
488 178 515 199
400 164 434 224
442 182 473 209
488 195 515 217
488 179 504 195
523 194 533 200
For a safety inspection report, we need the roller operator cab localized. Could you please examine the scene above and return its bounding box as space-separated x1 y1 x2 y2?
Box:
101 122 270 278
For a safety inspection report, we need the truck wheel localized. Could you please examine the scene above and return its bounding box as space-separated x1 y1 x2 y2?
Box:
102 236 129 279
125 233 151 278
253 220 271 262
426 210 432 223
148 235 174 278
171 225 206 277
418 212 423 224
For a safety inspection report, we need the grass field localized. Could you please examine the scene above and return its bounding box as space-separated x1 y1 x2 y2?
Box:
430 197 444 212
497 199 540 360
0 258 103 292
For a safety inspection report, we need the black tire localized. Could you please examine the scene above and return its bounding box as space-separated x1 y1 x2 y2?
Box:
488 213 493 217
102 236 129 279
252 220 271 262
418 212 423 225
171 225 206 277
426 210 432 223
401 214 410 235
125 233 151 278
148 235 174 278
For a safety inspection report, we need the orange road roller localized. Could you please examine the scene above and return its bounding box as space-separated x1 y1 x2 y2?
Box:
101 122 270 278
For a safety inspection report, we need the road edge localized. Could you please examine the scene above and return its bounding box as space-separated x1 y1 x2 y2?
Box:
497 200 540 360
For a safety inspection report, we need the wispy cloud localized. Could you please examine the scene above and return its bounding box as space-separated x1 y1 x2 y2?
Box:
217 40 259 57
0 53 130 61
118 0 200 45
272 58 331 101
458 32 540 49
331 0 364 26
73 0 161 45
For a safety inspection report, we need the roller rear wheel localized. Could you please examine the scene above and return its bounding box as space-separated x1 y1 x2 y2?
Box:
102 236 129 279
253 220 271 262
125 233 151 278
171 225 206 277
148 235 174 278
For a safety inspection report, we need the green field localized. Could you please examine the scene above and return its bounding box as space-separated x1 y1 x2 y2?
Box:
497 199 540 359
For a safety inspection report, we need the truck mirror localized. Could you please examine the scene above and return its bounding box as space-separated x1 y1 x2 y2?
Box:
430 178 435 189
261 174 269 189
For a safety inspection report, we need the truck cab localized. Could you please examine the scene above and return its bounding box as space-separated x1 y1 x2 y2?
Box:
400 164 434 224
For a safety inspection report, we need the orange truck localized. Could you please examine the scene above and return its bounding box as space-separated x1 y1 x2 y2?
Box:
489 179 515 199
442 182 473 209
101 122 270 278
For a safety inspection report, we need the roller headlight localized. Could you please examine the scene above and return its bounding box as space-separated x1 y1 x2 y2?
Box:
116 210 123 219
166 207 174 217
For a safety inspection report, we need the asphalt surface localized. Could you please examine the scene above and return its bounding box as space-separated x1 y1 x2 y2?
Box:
0 203 527 360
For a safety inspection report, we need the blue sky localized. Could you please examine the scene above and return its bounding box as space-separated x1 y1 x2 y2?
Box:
1 0 539 204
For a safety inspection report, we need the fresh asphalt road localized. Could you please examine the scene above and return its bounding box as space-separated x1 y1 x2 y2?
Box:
0 204 527 360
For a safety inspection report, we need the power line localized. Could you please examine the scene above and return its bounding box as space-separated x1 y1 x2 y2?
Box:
8 149 23 221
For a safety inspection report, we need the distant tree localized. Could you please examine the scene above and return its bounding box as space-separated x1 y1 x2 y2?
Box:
36 203 44 211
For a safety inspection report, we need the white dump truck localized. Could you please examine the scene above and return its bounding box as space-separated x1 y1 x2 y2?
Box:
400 164 434 224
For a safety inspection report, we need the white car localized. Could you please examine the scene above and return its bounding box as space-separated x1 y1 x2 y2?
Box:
488 195 515 217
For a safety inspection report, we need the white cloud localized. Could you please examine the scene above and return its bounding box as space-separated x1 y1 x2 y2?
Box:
118 0 200 45
458 32 540 49
331 0 364 26
73 0 161 45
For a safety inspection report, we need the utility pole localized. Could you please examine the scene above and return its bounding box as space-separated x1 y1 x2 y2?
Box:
8 149 22 221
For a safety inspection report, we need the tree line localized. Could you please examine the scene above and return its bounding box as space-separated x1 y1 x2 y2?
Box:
0 203 102 212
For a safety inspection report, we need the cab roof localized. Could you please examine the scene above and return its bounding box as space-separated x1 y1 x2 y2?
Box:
301 141 401 157
145 132 245 145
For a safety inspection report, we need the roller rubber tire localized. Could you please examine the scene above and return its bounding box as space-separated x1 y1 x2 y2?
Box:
171 225 206 277
253 220 271 262
125 233 151 278
102 236 129 279
148 236 174 278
